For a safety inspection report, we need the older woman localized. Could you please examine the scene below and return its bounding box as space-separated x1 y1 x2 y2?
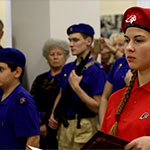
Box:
30 38 70 149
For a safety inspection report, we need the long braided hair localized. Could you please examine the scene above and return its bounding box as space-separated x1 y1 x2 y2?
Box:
109 70 137 136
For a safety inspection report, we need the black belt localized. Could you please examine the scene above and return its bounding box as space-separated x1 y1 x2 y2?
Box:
65 114 95 120
65 114 77 120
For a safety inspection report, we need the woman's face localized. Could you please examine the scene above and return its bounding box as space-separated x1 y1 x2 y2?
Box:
112 37 125 53
125 27 150 72
47 47 66 69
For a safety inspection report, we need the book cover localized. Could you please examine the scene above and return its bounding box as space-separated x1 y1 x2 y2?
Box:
80 131 129 150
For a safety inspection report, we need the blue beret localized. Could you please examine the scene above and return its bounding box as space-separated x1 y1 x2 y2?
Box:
0 48 26 69
67 23 95 37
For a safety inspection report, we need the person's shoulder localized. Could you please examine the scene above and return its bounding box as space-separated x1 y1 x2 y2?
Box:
110 87 127 99
115 56 126 63
62 61 75 72
94 61 105 69
107 87 128 107
35 72 49 79
16 87 35 105
111 56 126 69
92 62 106 74
64 61 75 67
85 61 107 79
32 72 49 84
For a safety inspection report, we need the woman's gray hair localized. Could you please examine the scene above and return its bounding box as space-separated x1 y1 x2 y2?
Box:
42 38 70 60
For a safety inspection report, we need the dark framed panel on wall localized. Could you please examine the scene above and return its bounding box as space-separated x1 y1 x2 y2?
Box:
100 14 123 38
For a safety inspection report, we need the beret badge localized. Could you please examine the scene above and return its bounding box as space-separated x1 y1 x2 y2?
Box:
69 27 73 32
125 15 136 24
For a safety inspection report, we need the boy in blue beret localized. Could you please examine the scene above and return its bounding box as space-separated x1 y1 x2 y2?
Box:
49 23 107 150
0 48 40 149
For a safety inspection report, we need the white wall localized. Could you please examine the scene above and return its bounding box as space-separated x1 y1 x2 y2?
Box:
11 0 50 90
49 0 100 63
100 0 136 15
0 0 12 47
137 0 150 7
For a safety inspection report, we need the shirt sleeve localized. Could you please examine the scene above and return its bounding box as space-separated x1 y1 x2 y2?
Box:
14 94 40 137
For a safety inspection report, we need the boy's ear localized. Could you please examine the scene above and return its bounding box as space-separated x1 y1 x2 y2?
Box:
87 36 93 46
14 67 22 78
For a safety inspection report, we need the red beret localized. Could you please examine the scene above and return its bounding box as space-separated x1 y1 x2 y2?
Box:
122 6 150 33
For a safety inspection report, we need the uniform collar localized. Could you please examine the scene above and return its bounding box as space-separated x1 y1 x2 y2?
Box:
48 70 61 78
131 77 150 93
74 57 94 66
0 84 21 105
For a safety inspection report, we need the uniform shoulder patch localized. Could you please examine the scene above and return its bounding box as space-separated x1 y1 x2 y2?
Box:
17 93 28 105
19 97 26 104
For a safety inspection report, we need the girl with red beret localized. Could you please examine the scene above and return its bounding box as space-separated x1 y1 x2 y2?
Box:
101 6 150 150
